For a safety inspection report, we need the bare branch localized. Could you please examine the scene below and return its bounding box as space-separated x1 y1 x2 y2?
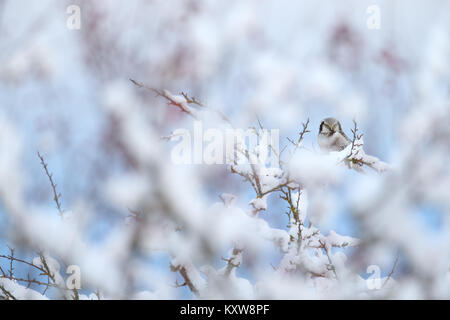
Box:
0 254 46 275
170 264 201 297
130 78 198 119
222 248 243 277
318 240 338 280
383 252 400 288
181 92 203 107
37 152 64 216
287 119 310 162
344 120 389 173
0 284 17 300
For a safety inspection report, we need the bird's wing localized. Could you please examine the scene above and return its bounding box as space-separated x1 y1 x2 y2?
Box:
335 133 351 151
341 131 352 144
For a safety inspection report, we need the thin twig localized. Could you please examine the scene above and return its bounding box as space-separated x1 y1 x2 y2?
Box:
8 247 14 279
0 254 47 274
37 152 64 216
222 248 243 277
287 119 310 162
383 253 400 288
130 78 234 125
181 92 203 107
319 240 338 280
0 275 64 289
0 284 17 300
130 78 197 119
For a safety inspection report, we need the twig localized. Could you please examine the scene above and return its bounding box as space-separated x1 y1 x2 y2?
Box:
170 263 202 297
319 240 338 280
222 248 243 277
177 266 200 297
0 251 71 297
37 152 64 216
287 119 310 162
345 120 388 173
38 252 56 284
0 275 63 289
130 78 234 125
0 284 17 300
8 247 14 279
181 92 203 107
0 254 47 274
383 253 400 288
130 78 197 119
348 119 364 159
172 278 187 289
129 78 161 97
0 266 6 277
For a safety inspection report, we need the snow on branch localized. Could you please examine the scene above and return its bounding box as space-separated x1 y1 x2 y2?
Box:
130 78 203 119
343 120 389 173
0 248 75 299
170 258 206 297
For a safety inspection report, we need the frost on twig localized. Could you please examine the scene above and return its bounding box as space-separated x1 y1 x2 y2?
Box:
0 154 80 300
286 118 311 162
342 120 389 173
130 78 200 119
170 258 206 297
221 247 243 277
0 249 74 299
230 119 302 204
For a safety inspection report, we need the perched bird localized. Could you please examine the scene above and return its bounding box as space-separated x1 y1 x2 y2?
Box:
318 117 351 152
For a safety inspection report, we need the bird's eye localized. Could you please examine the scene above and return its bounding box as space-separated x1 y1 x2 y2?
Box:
321 124 330 132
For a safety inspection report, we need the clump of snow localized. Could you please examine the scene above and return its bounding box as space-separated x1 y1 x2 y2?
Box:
326 230 359 247
289 150 342 187
220 193 237 207
0 278 48 300
249 196 267 212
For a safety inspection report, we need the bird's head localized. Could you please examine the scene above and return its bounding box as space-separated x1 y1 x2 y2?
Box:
319 117 342 136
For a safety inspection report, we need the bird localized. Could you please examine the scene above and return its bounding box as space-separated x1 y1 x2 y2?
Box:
318 117 351 152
